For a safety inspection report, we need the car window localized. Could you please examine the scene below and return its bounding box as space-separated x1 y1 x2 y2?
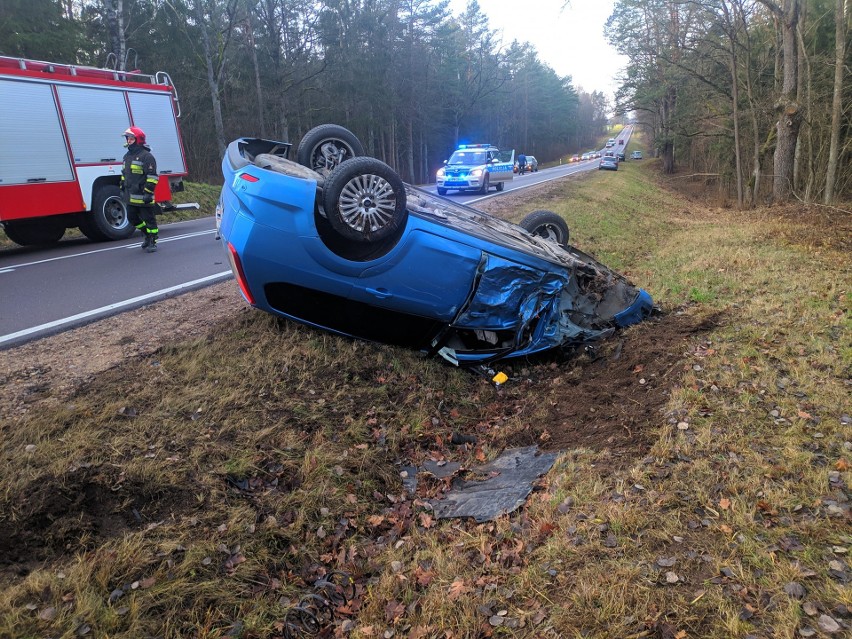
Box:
448 150 486 164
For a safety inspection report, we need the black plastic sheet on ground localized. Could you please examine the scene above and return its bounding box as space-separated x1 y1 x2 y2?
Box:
429 446 559 522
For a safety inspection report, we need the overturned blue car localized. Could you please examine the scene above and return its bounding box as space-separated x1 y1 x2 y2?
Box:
217 125 653 367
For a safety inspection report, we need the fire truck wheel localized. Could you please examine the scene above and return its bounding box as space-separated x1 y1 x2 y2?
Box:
81 186 134 241
2 220 65 246
297 124 365 176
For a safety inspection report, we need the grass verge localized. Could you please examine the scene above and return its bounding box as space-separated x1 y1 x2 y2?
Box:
0 162 849 638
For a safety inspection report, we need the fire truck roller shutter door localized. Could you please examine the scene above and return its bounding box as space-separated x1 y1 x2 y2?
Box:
0 79 74 185
56 85 131 164
127 92 186 175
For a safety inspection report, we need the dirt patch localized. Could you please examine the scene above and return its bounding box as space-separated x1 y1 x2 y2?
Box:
0 281 247 421
0 468 195 578
747 202 852 253
492 309 719 464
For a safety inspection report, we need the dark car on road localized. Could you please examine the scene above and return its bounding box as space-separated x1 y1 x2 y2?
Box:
616 150 626 162
217 125 653 367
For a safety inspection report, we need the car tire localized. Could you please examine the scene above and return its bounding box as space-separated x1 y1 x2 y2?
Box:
479 174 490 194
296 124 365 175
2 220 65 246
519 210 570 249
79 185 134 241
496 181 504 192
322 156 408 244
437 187 448 196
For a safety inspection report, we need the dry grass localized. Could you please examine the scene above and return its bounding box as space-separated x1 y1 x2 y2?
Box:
1 159 849 638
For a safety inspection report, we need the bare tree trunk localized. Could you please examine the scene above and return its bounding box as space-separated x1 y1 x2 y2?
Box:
406 120 415 182
245 13 267 138
103 0 126 70
796 23 814 202
661 87 676 174
196 1 227 158
759 0 802 202
722 1 744 207
824 0 846 203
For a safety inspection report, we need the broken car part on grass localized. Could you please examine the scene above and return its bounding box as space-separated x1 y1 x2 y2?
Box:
217 125 654 368
402 446 559 522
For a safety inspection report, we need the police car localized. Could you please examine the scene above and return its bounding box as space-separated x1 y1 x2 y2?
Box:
436 144 514 195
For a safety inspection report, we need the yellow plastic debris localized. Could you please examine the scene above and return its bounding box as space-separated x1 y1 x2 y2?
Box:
492 371 508 385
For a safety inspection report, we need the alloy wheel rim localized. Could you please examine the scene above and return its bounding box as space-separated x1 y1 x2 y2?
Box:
337 174 396 233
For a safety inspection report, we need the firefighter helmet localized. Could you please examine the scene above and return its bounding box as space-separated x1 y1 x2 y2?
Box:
123 126 146 145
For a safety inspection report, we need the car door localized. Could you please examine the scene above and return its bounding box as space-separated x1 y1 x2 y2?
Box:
349 228 482 322
492 150 514 182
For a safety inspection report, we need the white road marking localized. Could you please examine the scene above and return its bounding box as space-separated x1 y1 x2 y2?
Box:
0 271 232 346
3 228 217 271
463 164 597 204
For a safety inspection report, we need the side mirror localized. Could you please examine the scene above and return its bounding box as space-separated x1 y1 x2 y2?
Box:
443 160 448 165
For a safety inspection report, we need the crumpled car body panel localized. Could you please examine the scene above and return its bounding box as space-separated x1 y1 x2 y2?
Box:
218 138 653 365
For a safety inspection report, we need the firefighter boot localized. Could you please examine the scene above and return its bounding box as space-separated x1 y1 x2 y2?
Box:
141 233 153 250
144 233 158 253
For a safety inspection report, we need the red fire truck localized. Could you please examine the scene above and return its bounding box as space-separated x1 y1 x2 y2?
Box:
0 56 194 246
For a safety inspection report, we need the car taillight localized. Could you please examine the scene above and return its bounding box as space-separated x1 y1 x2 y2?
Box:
227 242 255 305
240 173 260 183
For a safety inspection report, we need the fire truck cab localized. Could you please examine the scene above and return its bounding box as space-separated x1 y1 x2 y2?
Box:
0 56 193 246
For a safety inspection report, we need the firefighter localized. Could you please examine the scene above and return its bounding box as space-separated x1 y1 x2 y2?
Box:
121 126 160 252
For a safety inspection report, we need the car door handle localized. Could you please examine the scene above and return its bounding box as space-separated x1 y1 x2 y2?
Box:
366 287 392 299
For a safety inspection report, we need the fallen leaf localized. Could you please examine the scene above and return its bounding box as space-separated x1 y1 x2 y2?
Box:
719 498 731 510
719 524 733 534
384 599 405 622
38 607 57 621
224 554 246 573
447 579 468 601
419 513 434 529
836 458 849 471
367 515 386 526
414 565 434 587
756 500 776 514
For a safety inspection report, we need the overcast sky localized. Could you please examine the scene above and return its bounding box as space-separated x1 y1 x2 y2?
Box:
446 0 625 98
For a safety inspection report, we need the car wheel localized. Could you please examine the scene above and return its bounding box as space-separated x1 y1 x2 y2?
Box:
2 220 65 246
519 210 570 249
322 157 408 244
479 174 490 194
296 124 365 175
496 181 504 192
79 185 134 241
437 187 448 196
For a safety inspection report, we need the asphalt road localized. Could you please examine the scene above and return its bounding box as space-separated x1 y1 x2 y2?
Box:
0 217 230 348
0 126 633 348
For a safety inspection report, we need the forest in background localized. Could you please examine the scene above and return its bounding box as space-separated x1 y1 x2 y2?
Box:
0 0 849 205
0 0 611 184
609 0 851 206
